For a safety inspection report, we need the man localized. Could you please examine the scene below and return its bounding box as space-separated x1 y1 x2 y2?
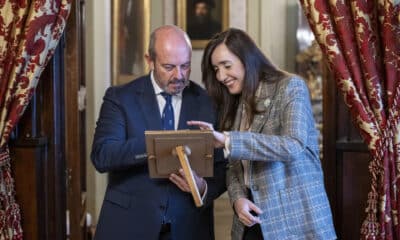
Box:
91 25 226 240
187 0 221 40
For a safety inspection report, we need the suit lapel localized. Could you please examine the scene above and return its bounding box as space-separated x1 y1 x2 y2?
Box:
178 84 197 129
232 102 243 131
135 80 204 130
136 76 162 130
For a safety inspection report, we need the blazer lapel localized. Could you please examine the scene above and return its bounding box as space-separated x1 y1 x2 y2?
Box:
232 102 243 131
136 76 162 130
250 81 277 133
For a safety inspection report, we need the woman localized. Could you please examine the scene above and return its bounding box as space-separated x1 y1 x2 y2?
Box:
188 28 336 240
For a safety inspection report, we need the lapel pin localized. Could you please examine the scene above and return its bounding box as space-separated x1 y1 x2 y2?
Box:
264 98 271 108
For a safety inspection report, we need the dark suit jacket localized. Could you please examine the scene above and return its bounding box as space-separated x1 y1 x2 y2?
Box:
91 75 227 240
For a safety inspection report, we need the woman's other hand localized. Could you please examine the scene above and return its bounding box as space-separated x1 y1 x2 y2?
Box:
187 120 226 148
233 197 263 227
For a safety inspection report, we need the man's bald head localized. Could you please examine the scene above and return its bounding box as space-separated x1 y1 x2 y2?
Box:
145 25 193 95
147 25 192 61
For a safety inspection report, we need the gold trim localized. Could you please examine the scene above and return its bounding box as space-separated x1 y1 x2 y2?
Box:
177 0 187 30
111 0 119 86
177 0 229 49
143 0 150 73
112 0 151 86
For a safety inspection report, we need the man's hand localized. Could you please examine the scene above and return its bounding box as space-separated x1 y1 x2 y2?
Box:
234 198 263 227
169 168 207 195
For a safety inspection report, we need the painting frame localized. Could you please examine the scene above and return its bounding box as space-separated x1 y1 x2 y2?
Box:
112 0 150 86
177 0 229 49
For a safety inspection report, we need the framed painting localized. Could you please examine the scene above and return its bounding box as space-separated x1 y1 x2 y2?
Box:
177 0 229 49
112 0 150 85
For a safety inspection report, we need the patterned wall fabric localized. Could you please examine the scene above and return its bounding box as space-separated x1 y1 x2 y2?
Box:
299 1 400 239
0 1 71 239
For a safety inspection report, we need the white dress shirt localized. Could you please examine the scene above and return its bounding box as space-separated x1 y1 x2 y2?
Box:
150 72 182 130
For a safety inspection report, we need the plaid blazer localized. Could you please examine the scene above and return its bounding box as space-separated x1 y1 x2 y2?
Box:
227 75 337 240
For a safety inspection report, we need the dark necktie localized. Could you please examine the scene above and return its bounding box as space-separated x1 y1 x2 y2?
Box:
161 92 174 130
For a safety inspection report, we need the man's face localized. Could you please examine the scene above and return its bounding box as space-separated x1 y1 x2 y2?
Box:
194 3 210 22
150 43 191 95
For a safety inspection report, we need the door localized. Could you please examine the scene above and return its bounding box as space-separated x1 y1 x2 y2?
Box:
64 0 87 239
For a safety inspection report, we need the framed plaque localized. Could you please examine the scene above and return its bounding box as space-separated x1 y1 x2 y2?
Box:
145 130 214 178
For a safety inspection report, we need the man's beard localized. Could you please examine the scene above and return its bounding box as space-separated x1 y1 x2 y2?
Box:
171 78 189 92
164 78 189 94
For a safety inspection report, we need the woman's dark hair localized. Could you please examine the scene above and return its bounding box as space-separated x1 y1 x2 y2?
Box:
201 28 284 130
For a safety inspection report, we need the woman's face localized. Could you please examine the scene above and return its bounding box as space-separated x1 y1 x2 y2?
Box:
211 43 245 94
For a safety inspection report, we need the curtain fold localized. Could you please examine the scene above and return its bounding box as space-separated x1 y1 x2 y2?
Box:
0 1 71 239
299 1 400 239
